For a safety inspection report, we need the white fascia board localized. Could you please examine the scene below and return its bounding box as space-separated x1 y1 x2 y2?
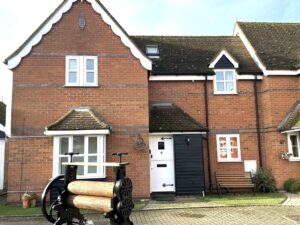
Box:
86 0 152 70
264 70 300 76
281 129 300 134
150 132 207 135
234 23 300 76
234 23 267 74
7 0 152 71
149 75 213 81
236 75 263 80
149 74 263 81
44 129 110 136
209 50 239 69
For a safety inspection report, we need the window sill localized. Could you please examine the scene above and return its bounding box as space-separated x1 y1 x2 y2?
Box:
288 158 300 162
64 85 99 88
218 160 243 163
214 92 238 95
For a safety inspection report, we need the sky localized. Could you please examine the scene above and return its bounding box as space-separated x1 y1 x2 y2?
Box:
0 0 300 133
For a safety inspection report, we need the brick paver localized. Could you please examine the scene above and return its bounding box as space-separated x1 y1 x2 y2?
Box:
283 193 300 206
1 206 300 225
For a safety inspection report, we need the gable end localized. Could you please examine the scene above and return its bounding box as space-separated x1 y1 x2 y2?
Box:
5 0 152 71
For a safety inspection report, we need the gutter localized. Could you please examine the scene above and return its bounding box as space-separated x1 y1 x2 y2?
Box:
254 75 263 167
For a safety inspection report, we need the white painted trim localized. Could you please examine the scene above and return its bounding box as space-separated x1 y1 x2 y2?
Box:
65 55 98 86
216 134 241 162
213 69 237 95
52 135 107 178
234 23 300 76
282 129 300 134
287 132 300 161
149 76 213 81
7 0 152 71
85 0 152 70
149 75 263 81
236 75 263 80
150 132 206 135
209 50 239 69
45 129 110 136
0 140 5 190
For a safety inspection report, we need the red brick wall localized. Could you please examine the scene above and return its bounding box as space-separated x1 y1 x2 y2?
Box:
259 76 300 188
150 80 260 190
150 75 300 190
8 1 149 202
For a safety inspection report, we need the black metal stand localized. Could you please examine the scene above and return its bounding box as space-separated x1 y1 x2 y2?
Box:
41 152 134 225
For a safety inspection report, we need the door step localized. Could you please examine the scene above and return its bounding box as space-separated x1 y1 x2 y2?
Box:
151 193 176 201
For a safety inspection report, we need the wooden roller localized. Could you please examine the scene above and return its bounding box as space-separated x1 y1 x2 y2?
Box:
68 181 115 198
67 195 112 213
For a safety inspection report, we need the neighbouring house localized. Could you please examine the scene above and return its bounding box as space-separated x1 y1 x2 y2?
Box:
3 0 300 202
0 101 6 190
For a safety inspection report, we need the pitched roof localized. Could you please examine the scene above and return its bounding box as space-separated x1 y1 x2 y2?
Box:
131 36 262 75
278 100 300 132
237 22 300 71
150 104 207 133
0 131 5 139
46 109 109 131
5 0 151 70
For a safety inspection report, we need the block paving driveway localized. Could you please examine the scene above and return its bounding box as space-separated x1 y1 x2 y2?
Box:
1 206 300 225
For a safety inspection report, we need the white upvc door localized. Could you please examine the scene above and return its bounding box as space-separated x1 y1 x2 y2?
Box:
149 135 175 192
0 140 4 190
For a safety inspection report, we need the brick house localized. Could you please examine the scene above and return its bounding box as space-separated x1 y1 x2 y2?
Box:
3 0 300 202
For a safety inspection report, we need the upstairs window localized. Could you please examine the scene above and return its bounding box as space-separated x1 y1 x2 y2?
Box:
145 45 159 58
288 132 300 161
214 70 237 94
66 56 98 86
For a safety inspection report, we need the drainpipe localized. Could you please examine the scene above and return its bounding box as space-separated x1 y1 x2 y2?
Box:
254 75 263 167
204 76 212 191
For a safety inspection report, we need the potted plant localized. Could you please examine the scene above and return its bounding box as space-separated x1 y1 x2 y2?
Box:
22 192 31 208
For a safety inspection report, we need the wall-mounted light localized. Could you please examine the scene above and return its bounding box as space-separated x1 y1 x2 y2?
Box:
134 134 146 151
185 137 191 146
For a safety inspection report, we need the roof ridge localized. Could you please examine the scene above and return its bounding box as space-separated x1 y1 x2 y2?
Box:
131 35 238 38
237 21 300 25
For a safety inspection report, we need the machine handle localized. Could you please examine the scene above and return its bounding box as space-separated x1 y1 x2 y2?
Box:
64 152 79 162
112 152 128 163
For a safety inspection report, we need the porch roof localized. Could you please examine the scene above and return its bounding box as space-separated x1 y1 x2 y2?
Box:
46 108 109 131
278 100 300 132
150 104 207 133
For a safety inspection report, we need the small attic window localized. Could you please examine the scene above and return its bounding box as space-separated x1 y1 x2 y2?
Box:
145 45 159 58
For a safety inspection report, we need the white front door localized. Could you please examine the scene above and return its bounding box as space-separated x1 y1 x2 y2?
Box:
0 140 4 190
149 136 175 192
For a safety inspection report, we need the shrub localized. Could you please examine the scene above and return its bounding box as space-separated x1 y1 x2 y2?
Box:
290 181 300 193
253 167 276 193
283 178 297 192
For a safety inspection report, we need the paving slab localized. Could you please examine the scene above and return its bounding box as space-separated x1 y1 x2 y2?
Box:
1 206 300 225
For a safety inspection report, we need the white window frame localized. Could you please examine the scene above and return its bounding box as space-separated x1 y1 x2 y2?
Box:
287 132 300 161
216 134 241 162
213 69 237 95
53 135 106 178
65 56 98 87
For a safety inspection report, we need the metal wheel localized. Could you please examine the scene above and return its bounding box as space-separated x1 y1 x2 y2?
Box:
41 175 64 224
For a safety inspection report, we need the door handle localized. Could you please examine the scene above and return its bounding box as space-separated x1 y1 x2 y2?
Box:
162 183 174 187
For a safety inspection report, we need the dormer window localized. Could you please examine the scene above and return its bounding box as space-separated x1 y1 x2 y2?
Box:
214 70 237 94
209 50 238 95
145 45 159 58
